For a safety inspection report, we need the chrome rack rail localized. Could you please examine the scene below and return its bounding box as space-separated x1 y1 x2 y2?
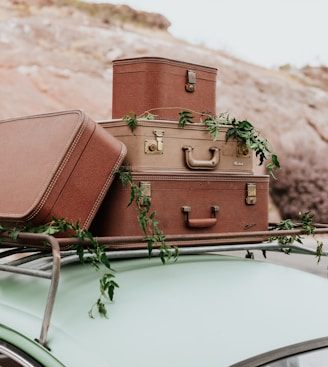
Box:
55 226 328 254
0 232 60 348
1 226 328 348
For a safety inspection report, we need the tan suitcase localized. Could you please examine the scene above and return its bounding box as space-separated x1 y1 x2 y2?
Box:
90 172 269 240
99 118 253 174
0 110 127 229
112 57 217 120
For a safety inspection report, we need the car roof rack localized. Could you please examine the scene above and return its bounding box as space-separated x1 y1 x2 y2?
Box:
1 227 328 348
0 232 60 348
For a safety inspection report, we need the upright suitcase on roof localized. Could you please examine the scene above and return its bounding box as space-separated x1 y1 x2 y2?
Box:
112 57 217 120
0 109 126 229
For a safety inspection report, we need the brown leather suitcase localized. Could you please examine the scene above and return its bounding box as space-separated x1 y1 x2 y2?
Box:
99 118 253 174
0 109 127 229
91 172 269 240
112 57 217 120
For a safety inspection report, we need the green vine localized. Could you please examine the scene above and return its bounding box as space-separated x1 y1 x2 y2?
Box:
123 111 156 132
0 199 179 317
269 211 324 262
115 168 179 264
224 118 280 178
123 108 280 178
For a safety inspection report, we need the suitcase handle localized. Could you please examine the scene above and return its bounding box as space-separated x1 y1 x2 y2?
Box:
182 205 219 228
182 146 219 170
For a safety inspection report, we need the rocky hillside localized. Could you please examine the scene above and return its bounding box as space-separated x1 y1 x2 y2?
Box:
1 0 328 223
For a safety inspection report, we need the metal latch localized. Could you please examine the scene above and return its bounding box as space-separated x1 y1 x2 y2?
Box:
144 130 164 154
139 181 151 206
237 140 250 158
185 70 196 93
246 183 256 205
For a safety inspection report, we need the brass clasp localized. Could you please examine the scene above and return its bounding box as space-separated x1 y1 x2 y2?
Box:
246 183 256 205
185 70 196 93
144 130 164 154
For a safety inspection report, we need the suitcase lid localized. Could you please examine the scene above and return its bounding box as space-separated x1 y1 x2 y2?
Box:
112 56 218 75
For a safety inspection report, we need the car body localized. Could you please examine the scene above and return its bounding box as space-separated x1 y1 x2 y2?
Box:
2 244 328 367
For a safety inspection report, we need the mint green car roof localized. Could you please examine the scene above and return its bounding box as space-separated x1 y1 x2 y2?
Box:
1 254 328 366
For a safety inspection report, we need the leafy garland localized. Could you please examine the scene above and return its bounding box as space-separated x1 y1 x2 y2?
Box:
269 211 324 262
123 108 280 178
0 218 117 318
115 168 179 264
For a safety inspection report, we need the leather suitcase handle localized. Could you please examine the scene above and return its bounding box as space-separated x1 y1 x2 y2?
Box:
182 146 219 170
187 217 218 228
182 206 219 228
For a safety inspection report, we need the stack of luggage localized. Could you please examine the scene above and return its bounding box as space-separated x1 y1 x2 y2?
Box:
0 57 269 247
91 57 269 243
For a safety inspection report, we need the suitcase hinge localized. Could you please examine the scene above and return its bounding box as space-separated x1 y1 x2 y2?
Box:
246 183 256 205
144 130 164 154
139 181 151 206
185 70 196 93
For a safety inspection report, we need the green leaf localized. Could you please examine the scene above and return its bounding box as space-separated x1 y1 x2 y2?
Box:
178 111 194 127
8 229 19 241
75 245 85 264
123 112 138 132
100 253 112 270
203 116 221 141
107 281 119 301
225 127 237 142
147 239 153 257
96 299 108 318
316 241 323 263
144 112 156 120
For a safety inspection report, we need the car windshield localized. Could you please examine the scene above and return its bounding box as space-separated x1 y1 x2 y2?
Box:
231 338 328 367
263 346 328 366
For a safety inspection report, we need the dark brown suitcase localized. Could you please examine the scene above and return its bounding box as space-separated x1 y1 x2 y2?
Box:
0 109 127 229
91 172 269 242
112 57 217 120
99 118 253 174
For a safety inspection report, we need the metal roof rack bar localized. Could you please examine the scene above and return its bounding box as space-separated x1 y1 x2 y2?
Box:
54 227 328 250
0 232 60 348
105 241 327 258
36 240 327 270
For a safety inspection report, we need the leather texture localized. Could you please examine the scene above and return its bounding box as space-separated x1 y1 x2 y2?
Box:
91 172 269 239
100 119 253 174
0 109 126 229
112 57 217 120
